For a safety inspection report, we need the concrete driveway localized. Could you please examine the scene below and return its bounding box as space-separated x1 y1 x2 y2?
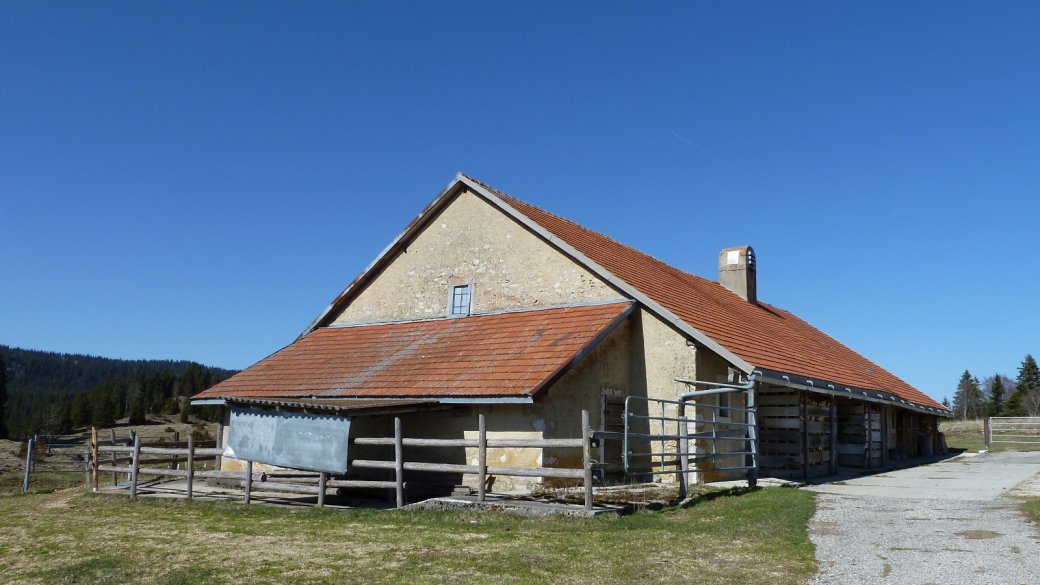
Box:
805 451 1040 584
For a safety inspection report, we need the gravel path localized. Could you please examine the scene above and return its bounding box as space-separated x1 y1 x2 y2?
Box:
807 452 1040 584
809 493 1040 584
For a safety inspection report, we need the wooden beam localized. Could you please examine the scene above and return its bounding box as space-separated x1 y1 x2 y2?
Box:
130 435 141 499
583 409 593 513
317 472 327 507
394 417 404 509
244 461 252 505
477 414 487 503
186 436 195 500
801 393 809 480
829 396 838 475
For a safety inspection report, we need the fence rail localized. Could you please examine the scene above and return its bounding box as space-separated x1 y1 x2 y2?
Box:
90 410 597 512
22 428 217 492
986 417 1040 449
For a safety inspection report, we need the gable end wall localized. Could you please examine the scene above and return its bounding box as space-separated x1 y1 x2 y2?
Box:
332 190 626 326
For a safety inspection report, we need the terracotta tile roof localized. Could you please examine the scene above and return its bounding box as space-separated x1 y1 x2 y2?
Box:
195 302 633 400
464 175 944 411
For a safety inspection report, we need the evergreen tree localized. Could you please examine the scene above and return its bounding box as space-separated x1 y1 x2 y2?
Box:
942 397 951 410
127 399 147 425
986 374 1006 417
953 370 985 420
1017 355 1040 393
1006 355 1040 417
0 354 8 439
91 392 116 429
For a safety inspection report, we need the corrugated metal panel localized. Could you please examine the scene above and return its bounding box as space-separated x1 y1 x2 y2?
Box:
223 407 352 473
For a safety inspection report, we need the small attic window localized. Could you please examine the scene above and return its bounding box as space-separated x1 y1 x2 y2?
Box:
448 284 472 317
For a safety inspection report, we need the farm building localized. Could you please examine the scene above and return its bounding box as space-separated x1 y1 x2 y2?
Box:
192 173 951 497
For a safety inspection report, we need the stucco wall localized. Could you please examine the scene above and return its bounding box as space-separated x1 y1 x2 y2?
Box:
331 190 625 326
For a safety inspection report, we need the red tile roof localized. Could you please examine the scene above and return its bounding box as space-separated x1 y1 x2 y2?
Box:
464 176 945 411
195 302 633 400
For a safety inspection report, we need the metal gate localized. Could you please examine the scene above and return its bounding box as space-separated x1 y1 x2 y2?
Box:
987 417 1040 449
623 381 757 496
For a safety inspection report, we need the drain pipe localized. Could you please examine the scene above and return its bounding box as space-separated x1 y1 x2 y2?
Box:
673 375 759 495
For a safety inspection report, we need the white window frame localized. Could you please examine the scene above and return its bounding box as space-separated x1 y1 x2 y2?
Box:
447 284 472 317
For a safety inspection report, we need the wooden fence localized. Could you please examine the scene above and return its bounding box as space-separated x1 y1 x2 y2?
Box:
92 410 597 512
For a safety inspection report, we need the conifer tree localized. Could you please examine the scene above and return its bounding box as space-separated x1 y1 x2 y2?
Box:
987 375 1006 417
0 354 8 439
953 370 985 420
1018 355 1040 393
1005 355 1040 416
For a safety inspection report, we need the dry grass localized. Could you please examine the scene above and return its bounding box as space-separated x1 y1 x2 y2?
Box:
939 419 1040 453
0 486 816 585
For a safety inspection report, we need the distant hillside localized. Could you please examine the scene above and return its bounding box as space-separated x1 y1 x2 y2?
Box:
1 345 235 399
1 345 237 439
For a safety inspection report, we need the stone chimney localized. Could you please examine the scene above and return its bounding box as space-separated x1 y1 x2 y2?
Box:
718 246 756 304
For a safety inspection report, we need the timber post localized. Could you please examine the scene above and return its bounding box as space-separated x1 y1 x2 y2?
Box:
582 409 593 513
186 435 195 499
110 429 117 486
477 414 487 502
244 461 253 504
746 386 757 488
130 435 141 500
91 427 99 492
22 438 33 492
880 407 888 466
171 431 179 469
677 401 689 499
394 417 404 508
984 418 991 450
317 472 327 508
215 422 223 470
829 396 838 475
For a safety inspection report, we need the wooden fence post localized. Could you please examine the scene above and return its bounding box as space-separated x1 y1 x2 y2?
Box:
244 461 253 504
186 435 195 500
130 435 141 500
677 401 688 499
215 422 223 471
477 414 487 503
984 418 991 450
22 438 34 492
91 427 99 492
110 429 118 487
582 409 593 513
317 472 327 508
171 431 179 469
394 417 404 509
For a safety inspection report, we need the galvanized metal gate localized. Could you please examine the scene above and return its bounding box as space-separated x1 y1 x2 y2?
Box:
987 417 1040 449
623 381 758 496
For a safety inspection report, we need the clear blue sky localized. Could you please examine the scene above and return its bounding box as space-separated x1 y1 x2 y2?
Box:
2 2 1037 403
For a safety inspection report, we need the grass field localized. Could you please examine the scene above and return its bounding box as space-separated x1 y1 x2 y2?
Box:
0 485 816 585
940 419 1040 453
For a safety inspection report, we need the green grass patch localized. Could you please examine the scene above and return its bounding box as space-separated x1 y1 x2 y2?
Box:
1023 498 1040 523
0 486 816 584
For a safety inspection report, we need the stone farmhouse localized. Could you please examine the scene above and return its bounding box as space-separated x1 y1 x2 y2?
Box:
192 173 950 495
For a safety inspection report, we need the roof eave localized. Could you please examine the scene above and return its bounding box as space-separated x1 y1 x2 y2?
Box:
754 368 952 417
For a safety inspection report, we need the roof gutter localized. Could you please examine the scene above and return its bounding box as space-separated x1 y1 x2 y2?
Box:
754 369 952 417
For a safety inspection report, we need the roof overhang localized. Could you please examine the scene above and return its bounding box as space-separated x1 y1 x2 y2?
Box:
754 369 953 417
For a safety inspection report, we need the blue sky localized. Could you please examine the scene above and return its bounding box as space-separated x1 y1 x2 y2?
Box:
2 2 1037 403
